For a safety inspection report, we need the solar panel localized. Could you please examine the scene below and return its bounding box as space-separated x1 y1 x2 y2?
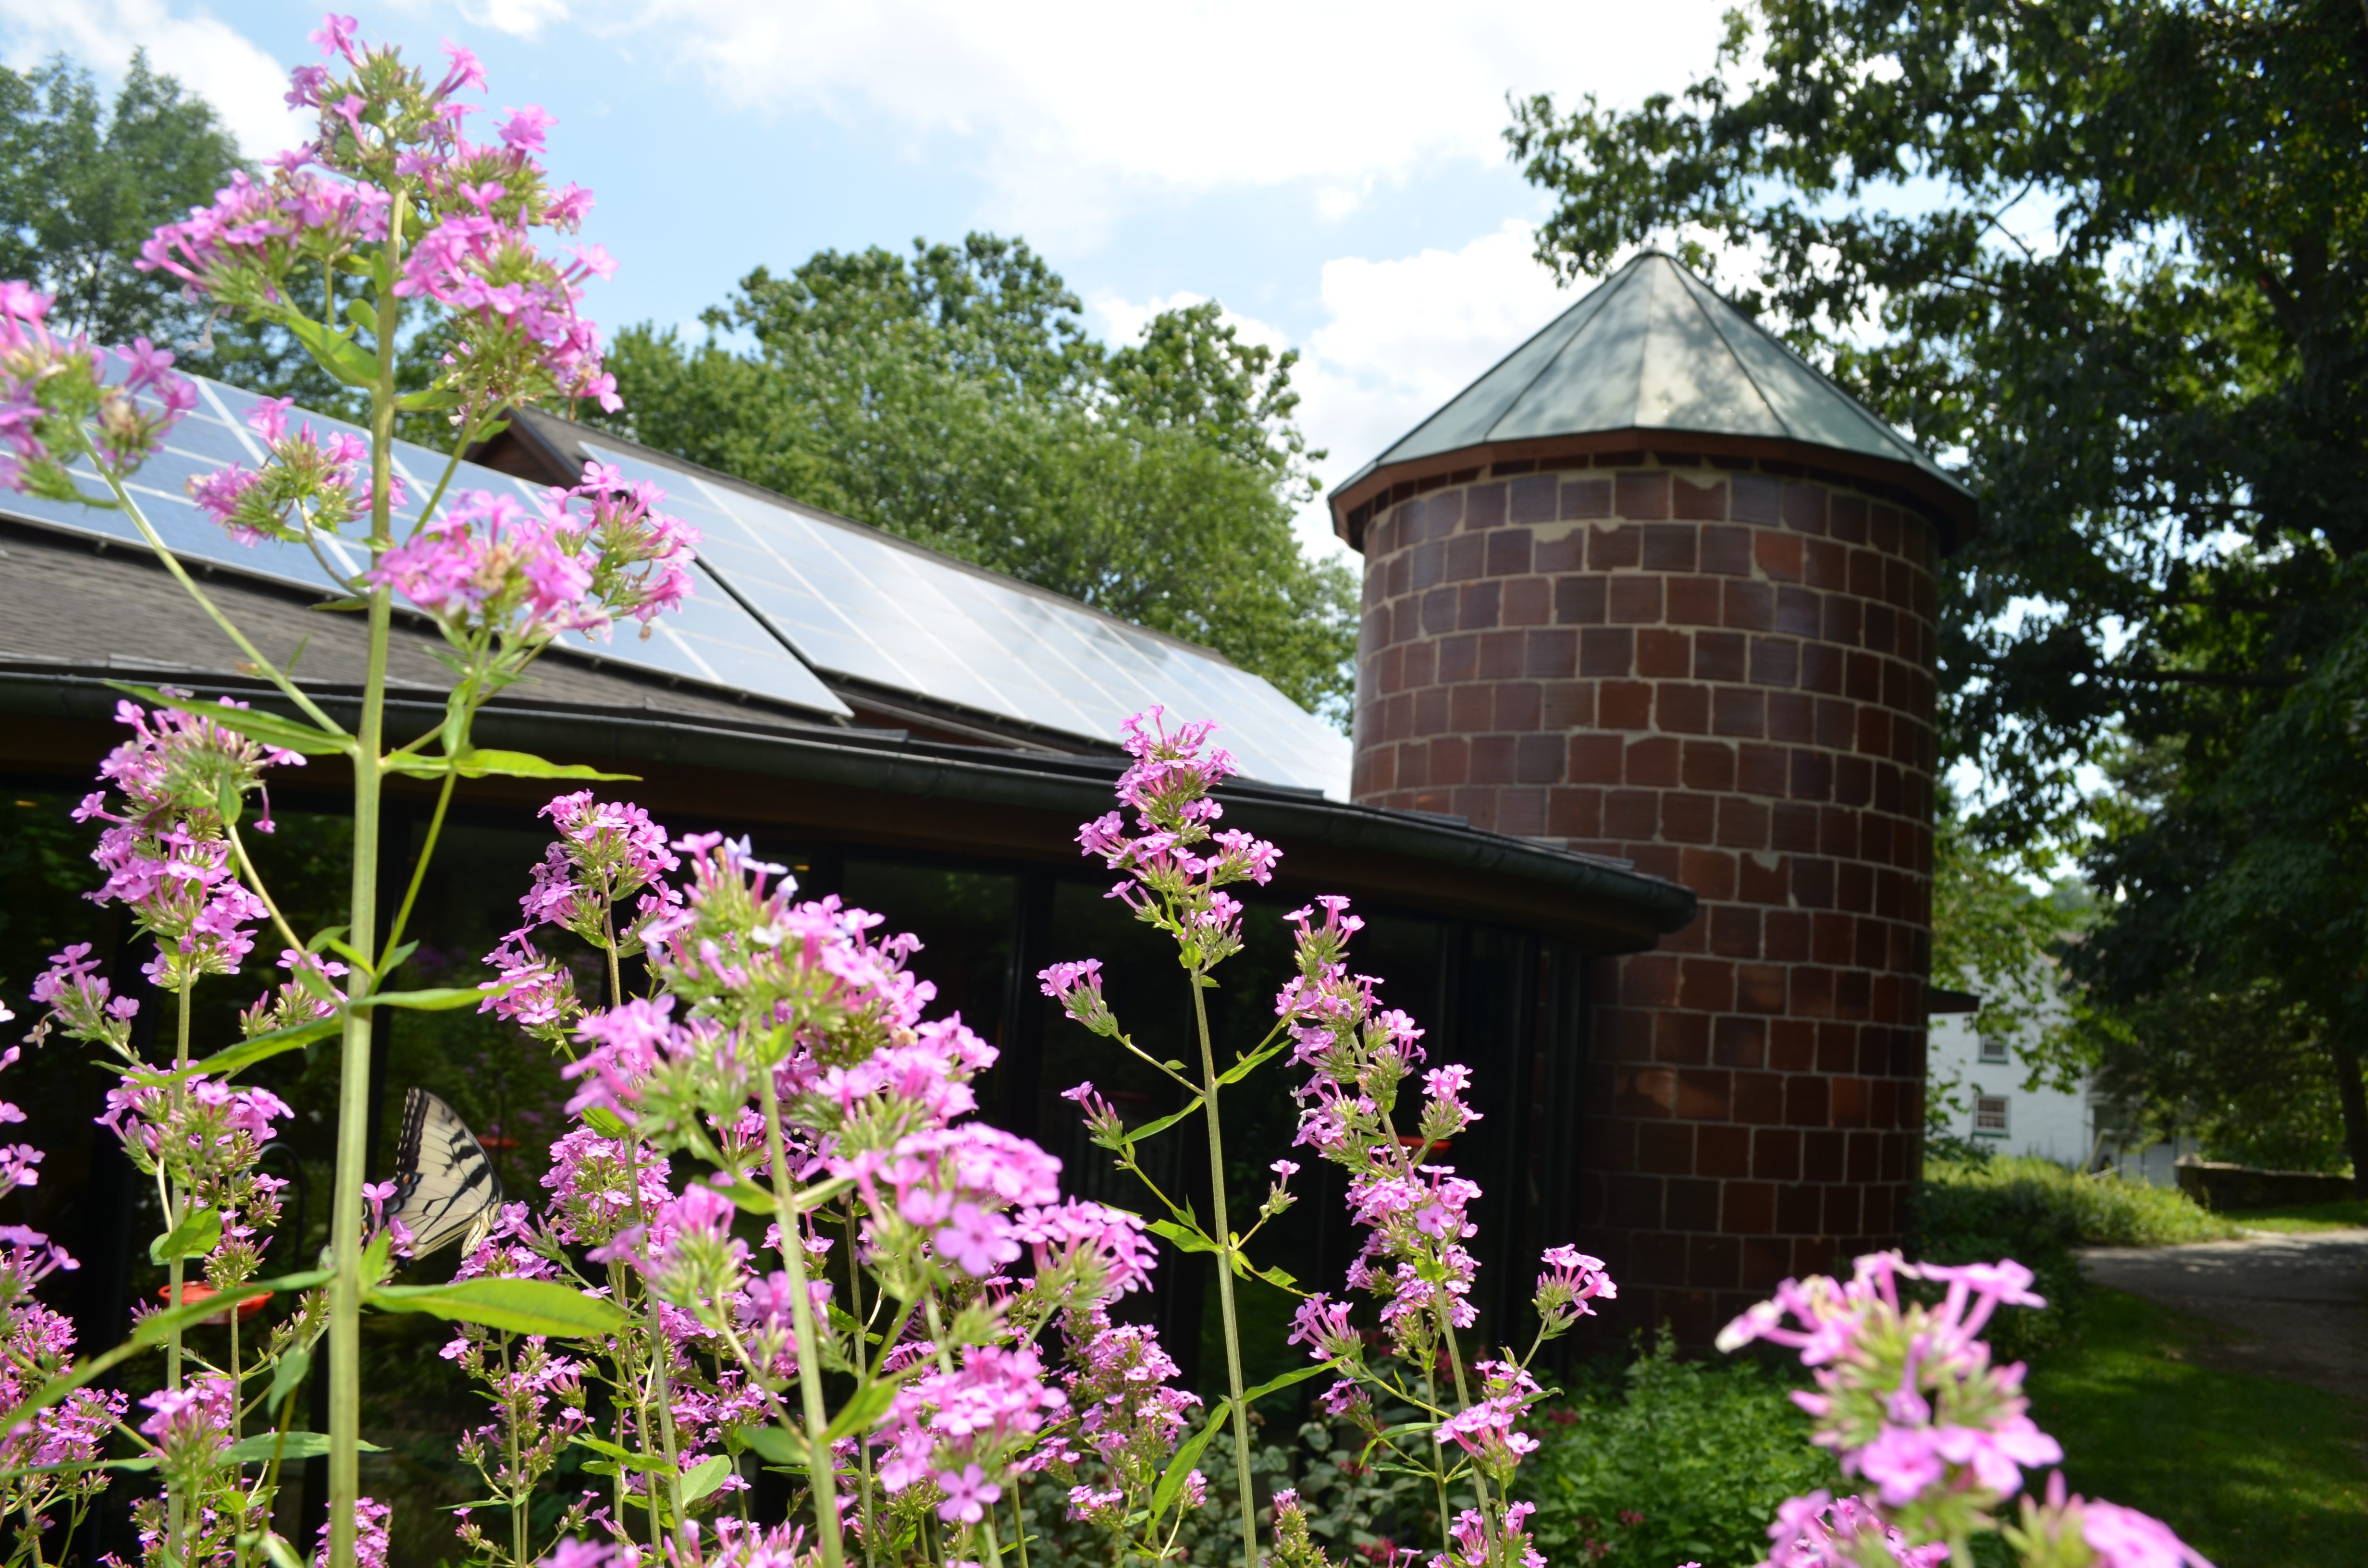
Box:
581 443 1352 796
0 377 849 719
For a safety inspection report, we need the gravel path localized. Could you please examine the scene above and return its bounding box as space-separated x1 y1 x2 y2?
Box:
2074 1228 2368 1403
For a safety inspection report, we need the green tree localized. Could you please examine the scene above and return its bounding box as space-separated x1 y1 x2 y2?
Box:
0 51 238 345
599 234 1356 719
1507 0 2368 1188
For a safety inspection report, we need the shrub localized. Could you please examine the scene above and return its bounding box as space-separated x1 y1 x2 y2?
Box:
1515 1334 1840 1568
1920 1156 2234 1250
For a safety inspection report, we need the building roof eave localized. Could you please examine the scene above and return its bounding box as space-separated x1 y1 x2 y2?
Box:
0 667 1696 951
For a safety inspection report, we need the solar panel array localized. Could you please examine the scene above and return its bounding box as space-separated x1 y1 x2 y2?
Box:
0 380 849 717
0 374 1351 795
581 442 1352 796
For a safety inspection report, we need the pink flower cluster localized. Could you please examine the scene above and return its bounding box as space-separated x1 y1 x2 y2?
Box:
1721 1252 2211 1567
140 163 391 306
1067 705 1279 966
1045 1304 1202 1528
477 789 1182 1564
189 396 400 545
876 1347 1068 1521
45 699 300 995
0 281 195 494
368 463 697 646
144 15 617 416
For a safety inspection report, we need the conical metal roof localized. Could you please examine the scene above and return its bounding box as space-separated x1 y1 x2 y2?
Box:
1332 250 1973 537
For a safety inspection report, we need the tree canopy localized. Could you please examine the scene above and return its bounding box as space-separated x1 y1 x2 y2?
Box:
1508 0 2368 1184
597 235 1356 720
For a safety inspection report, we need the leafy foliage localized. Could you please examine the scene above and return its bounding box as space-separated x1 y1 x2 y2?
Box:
599 235 1357 720
1930 807 2083 1086
1515 1334 1838 1568
1507 0 2368 1192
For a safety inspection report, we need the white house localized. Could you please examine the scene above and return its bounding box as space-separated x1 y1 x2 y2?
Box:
1927 990 2096 1165
1927 985 2193 1183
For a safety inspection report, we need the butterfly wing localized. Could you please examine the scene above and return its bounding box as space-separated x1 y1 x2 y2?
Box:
390 1088 503 1257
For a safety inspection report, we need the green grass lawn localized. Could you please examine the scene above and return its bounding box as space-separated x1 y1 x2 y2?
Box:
2221 1197 2368 1233
2023 1287 2368 1568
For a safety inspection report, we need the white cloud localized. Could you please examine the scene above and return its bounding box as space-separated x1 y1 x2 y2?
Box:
457 0 572 39
1096 220 1589 562
0 0 308 159
613 0 1730 239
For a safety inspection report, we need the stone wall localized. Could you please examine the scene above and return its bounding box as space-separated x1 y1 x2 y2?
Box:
1350 455 1939 1338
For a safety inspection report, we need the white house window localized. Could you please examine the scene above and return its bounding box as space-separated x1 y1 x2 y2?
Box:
1973 1095 2010 1137
1978 1035 2010 1065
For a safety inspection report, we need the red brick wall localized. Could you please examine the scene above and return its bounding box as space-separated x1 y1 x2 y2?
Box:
1349 456 1936 1341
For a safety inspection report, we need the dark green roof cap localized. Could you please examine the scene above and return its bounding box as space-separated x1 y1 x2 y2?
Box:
1332 250 1973 532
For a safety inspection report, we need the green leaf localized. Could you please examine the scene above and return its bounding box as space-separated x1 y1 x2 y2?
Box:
309 596 371 613
1151 1399 1231 1522
679 1454 734 1504
720 1177 782 1216
261 1534 306 1568
822 1374 904 1441
342 296 378 338
453 747 636 782
381 940 420 974
580 1105 632 1139
396 386 464 412
224 1431 382 1463
369 1277 628 1339
267 1347 312 1412
741 1424 808 1468
106 683 348 755
150 1206 223 1264
571 1433 675 1475
1125 1097 1205 1145
175 1016 342 1081
1216 1037 1293 1087
1146 1218 1220 1255
285 314 380 388
364 987 489 1012
381 753 456 779
1240 1360 1339 1406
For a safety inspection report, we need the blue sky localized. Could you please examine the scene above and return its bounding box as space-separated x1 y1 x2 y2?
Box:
3 0 1736 555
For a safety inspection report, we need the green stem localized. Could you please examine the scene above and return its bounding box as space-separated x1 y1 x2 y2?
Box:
381 767 458 964
501 1335 528 1567
755 1059 847 1568
1189 970 1258 1568
166 985 191 1564
223 818 304 957
327 214 406 1568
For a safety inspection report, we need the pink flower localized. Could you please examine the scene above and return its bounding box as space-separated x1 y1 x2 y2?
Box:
935 1462 1001 1525
936 1201 1019 1278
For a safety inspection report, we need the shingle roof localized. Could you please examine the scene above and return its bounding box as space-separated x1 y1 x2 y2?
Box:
1332 250 1973 530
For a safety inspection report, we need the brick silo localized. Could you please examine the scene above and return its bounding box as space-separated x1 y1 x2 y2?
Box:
1327 252 1979 1341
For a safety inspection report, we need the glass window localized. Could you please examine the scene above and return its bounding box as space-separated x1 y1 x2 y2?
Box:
1974 1095 2010 1136
1978 1034 2010 1064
